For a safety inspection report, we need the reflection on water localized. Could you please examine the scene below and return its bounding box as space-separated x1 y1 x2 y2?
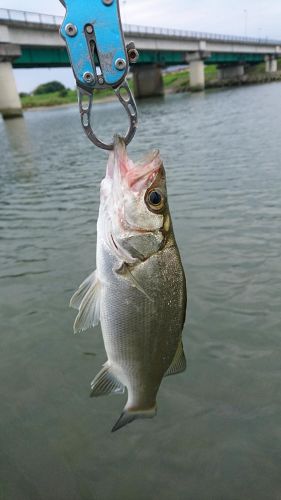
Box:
4 116 30 151
3 117 37 183
0 84 281 500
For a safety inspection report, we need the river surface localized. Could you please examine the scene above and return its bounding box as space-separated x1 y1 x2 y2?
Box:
0 83 281 500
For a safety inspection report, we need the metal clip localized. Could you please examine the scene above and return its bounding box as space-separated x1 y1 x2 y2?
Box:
78 80 138 151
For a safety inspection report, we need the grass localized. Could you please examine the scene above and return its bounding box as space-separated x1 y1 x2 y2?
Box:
20 82 135 109
247 62 266 75
163 70 188 86
163 69 189 92
205 64 218 81
21 89 77 108
163 65 218 93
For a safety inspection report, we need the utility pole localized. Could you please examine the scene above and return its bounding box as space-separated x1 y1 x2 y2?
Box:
122 0 127 26
244 9 248 37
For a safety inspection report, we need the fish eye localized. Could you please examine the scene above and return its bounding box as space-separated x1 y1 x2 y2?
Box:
149 190 162 205
145 189 164 211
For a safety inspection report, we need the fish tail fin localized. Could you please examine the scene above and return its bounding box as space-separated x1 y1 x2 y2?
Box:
111 406 157 433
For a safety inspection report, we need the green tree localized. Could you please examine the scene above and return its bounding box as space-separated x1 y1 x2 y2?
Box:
33 81 66 95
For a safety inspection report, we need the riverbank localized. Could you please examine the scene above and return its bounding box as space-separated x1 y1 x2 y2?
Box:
20 62 281 109
20 86 114 109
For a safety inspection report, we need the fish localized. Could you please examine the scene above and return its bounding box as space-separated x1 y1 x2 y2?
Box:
70 136 187 432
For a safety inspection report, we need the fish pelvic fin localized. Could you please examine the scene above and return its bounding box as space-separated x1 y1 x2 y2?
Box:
70 271 97 310
70 271 101 334
165 341 187 377
90 364 125 397
111 406 157 433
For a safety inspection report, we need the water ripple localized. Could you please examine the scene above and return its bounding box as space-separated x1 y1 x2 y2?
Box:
1 84 281 499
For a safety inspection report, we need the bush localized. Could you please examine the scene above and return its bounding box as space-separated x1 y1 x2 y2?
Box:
58 88 68 97
19 92 29 98
33 81 66 95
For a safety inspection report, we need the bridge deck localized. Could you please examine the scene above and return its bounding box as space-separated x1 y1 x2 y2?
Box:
1 7 281 47
1 8 280 69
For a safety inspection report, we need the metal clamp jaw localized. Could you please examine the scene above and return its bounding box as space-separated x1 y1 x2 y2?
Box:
59 0 138 150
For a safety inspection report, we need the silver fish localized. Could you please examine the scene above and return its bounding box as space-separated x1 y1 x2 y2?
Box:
70 137 187 432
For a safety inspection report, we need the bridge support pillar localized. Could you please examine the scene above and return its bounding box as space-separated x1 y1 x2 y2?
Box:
186 51 210 91
0 44 23 119
133 64 164 99
217 64 245 81
265 56 278 73
189 60 205 91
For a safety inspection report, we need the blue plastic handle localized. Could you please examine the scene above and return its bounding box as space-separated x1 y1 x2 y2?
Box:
60 0 128 88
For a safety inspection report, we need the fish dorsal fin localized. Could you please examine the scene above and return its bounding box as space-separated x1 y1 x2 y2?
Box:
70 271 101 334
165 341 187 377
90 364 125 397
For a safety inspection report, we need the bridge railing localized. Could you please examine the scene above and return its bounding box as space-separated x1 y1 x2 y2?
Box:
123 24 280 45
0 8 62 26
0 7 280 46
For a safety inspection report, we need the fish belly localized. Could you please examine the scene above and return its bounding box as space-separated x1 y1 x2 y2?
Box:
99 244 186 410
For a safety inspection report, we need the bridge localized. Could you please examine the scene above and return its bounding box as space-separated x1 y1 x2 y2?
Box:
1 8 281 118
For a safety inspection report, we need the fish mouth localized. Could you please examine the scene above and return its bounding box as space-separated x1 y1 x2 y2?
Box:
109 135 163 191
126 151 162 191
110 233 119 251
116 211 157 236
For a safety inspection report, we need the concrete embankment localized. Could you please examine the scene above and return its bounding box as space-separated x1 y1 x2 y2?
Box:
202 71 281 90
168 65 281 93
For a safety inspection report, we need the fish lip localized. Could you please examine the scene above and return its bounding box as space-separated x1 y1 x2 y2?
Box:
116 219 156 235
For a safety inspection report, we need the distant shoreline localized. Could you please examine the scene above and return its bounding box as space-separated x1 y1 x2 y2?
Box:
21 66 281 111
24 95 116 112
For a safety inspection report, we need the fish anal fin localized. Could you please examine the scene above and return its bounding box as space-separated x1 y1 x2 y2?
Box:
165 341 186 377
111 406 157 433
72 273 101 334
90 364 125 397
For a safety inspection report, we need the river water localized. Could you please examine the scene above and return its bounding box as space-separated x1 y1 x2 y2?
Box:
0 83 281 500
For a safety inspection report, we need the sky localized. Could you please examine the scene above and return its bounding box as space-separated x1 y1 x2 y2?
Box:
1 0 281 92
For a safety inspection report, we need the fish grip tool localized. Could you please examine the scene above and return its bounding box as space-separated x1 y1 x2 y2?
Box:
59 0 138 150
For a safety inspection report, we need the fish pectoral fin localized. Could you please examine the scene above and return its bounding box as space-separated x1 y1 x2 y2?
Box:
90 364 125 397
70 270 97 310
72 272 101 334
115 263 153 303
112 406 157 433
165 341 187 377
